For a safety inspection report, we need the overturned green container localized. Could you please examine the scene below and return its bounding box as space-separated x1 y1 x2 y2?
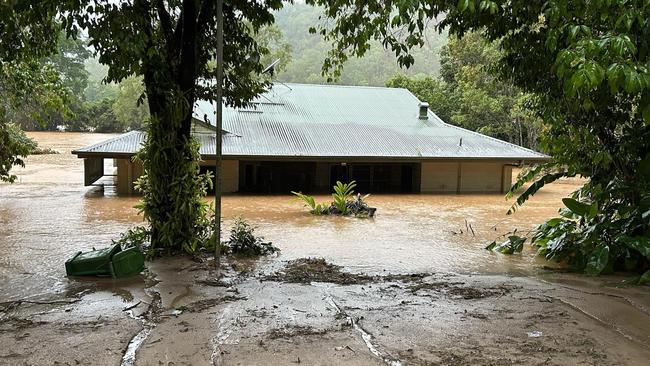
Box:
65 244 145 278
110 247 145 278
65 244 122 277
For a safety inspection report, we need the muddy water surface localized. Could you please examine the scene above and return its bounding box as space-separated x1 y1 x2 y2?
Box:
0 132 579 301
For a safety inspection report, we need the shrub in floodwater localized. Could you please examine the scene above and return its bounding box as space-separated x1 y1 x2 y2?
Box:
31 146 59 155
331 181 355 215
485 235 526 255
291 191 328 215
223 217 279 257
292 180 375 217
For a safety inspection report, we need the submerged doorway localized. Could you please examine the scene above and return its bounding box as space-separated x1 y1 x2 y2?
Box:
239 161 420 194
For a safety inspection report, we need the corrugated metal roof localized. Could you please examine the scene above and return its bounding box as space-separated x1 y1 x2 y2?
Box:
73 83 548 161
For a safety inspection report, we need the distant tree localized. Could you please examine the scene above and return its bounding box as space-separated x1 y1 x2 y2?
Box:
7 32 91 132
0 1 65 181
385 73 456 123
84 57 118 102
45 33 91 96
89 99 121 133
256 25 293 76
112 76 149 131
0 60 69 180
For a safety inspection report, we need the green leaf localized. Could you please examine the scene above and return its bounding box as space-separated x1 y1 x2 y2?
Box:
507 171 566 215
639 270 650 285
457 0 470 12
619 236 650 259
624 68 643 93
562 198 590 217
489 235 526 254
587 201 599 219
485 241 497 251
585 246 609 275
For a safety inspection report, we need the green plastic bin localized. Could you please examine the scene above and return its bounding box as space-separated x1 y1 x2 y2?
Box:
110 247 145 278
65 244 122 277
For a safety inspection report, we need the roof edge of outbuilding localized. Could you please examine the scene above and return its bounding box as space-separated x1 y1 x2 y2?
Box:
71 130 144 155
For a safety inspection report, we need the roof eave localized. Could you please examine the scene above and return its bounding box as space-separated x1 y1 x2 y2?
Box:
72 150 550 163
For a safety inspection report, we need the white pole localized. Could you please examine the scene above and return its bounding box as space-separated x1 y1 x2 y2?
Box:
214 0 223 267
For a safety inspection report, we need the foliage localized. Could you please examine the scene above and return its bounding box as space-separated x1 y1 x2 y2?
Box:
309 0 650 277
255 25 293 78
112 76 149 131
0 1 60 64
346 193 374 217
111 226 152 257
83 99 120 133
332 181 356 215
293 181 375 217
133 135 214 256
486 235 526 255
386 33 543 150
291 191 328 215
111 216 279 259
1 60 72 130
0 122 36 183
84 57 118 103
44 32 91 96
0 51 69 181
31 146 59 155
1 0 288 253
224 217 279 257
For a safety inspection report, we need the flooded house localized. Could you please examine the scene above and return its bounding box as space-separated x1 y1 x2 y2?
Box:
72 83 548 195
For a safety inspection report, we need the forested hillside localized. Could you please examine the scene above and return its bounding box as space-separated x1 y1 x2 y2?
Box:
274 4 446 86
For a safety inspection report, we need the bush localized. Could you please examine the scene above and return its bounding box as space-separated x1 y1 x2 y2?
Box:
292 180 375 217
493 164 650 282
112 226 152 255
224 217 279 257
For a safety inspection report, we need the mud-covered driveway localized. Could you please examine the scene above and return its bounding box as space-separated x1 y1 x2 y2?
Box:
4 256 650 366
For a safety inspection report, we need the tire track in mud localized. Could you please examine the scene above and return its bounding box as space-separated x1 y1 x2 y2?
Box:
319 288 403 366
121 276 162 366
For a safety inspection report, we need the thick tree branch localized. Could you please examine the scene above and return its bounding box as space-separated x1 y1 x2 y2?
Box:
196 0 217 54
155 0 174 43
177 0 199 137
155 0 179 71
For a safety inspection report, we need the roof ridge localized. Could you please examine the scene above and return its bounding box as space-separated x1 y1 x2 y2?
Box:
273 82 411 93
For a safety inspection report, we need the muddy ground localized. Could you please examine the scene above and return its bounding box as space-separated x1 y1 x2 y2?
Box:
2 256 649 366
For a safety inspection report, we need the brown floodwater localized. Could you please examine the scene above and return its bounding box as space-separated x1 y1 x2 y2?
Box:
0 132 582 302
